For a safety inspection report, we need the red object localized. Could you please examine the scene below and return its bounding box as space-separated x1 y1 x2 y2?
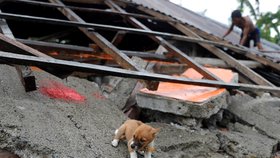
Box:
39 79 86 103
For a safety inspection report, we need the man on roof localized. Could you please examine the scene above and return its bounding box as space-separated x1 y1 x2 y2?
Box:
223 10 263 50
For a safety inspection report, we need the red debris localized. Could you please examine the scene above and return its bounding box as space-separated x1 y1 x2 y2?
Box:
39 79 86 103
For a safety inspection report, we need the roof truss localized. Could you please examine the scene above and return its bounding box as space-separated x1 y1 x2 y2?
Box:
0 0 279 95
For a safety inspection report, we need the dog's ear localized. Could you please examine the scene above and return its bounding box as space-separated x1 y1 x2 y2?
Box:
152 128 160 136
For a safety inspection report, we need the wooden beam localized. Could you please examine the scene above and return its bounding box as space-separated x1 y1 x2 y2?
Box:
0 12 36 92
1 51 280 93
8 0 177 24
17 38 95 53
159 10 280 72
48 0 141 71
0 33 51 58
1 11 276 71
105 0 222 81
0 12 260 52
61 0 104 4
111 31 126 46
193 57 263 69
0 27 73 79
153 57 263 72
173 25 275 86
17 38 264 68
16 39 178 62
135 6 276 87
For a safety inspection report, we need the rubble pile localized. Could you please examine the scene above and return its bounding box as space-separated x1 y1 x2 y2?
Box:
0 0 279 158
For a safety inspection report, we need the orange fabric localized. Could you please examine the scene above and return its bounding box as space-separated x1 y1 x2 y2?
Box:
141 68 235 103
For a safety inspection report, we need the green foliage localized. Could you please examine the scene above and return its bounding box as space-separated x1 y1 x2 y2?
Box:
256 10 280 44
237 0 259 20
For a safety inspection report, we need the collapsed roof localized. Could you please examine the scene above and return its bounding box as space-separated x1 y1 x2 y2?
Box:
0 0 280 157
0 0 278 96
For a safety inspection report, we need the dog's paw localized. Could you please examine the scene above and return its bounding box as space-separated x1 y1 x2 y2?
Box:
111 139 119 147
114 129 118 135
130 152 137 158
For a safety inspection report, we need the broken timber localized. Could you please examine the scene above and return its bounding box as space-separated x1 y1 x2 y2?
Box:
135 5 275 86
105 0 221 81
0 12 36 92
48 0 141 71
0 32 73 78
16 38 263 69
0 12 270 57
0 51 280 93
33 0 279 68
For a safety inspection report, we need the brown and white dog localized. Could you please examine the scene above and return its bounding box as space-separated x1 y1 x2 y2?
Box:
111 119 160 158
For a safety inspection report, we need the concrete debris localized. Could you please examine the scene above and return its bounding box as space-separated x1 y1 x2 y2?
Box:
100 57 148 111
1 64 280 158
136 68 238 119
136 90 229 118
216 131 276 158
148 123 225 158
0 65 127 158
228 94 280 140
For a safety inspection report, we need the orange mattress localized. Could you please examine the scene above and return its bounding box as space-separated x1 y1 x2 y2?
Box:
140 67 235 103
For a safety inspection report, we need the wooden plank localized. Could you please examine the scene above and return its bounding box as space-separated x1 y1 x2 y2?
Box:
16 38 178 62
153 57 263 72
1 11 277 71
17 38 264 68
171 24 275 86
0 20 74 79
0 12 257 52
61 0 104 4
48 0 141 71
1 51 280 93
136 6 276 87
8 0 177 24
17 38 95 53
0 13 36 92
168 13 280 72
105 0 222 81
0 33 51 58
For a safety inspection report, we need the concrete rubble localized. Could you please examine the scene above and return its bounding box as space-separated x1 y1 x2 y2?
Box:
0 65 128 158
1 63 280 158
136 71 238 119
136 91 228 118
0 0 279 157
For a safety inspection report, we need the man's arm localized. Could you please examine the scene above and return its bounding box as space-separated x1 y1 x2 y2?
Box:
223 24 234 38
239 24 250 46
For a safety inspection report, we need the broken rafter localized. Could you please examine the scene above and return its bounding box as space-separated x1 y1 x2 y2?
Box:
0 11 36 92
105 0 221 81
17 38 263 68
16 38 176 62
0 33 51 58
0 12 262 53
135 6 276 87
48 0 141 71
0 33 73 78
0 51 280 93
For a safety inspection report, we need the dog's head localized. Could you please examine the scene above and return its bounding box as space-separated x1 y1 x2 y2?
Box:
130 124 160 151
